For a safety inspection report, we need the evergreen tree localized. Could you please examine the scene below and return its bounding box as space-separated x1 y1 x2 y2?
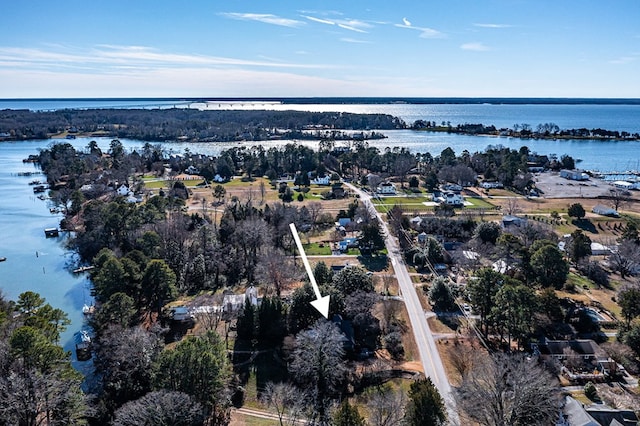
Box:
404 378 446 426
567 229 592 264
236 299 256 341
333 400 366 426
567 203 586 220
428 276 456 312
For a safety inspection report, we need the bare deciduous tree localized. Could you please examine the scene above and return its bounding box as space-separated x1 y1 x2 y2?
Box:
257 249 300 297
307 201 323 231
290 320 347 424
609 188 631 212
446 339 479 379
504 197 522 216
366 385 406 426
112 390 205 426
607 239 640 278
456 353 560 426
261 382 310 426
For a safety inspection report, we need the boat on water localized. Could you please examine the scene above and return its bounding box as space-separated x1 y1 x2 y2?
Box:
44 228 59 237
74 266 95 274
0 257 6 262
75 330 92 361
82 304 96 316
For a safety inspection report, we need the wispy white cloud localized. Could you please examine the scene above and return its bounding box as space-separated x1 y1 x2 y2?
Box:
302 15 335 25
0 45 331 71
395 21 444 39
609 55 638 64
473 23 512 28
460 42 490 51
0 65 402 98
302 15 372 33
219 12 305 28
340 38 371 44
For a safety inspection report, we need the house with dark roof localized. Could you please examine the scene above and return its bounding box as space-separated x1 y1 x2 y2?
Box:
533 338 618 382
558 396 638 426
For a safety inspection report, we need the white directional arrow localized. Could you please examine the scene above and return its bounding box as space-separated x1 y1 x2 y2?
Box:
289 222 330 319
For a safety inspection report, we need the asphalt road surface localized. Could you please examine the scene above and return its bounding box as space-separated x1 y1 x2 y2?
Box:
345 183 459 424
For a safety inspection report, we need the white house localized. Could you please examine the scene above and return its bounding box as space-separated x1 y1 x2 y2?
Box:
116 184 132 197
442 183 463 192
377 182 397 195
311 175 331 185
442 191 464 206
481 181 504 189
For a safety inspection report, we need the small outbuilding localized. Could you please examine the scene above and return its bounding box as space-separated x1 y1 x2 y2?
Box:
592 204 619 217
560 169 589 181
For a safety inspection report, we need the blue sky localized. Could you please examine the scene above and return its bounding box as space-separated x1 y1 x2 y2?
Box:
1 0 639 98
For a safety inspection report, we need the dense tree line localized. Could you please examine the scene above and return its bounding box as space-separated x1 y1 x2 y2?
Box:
0 109 404 141
411 119 640 140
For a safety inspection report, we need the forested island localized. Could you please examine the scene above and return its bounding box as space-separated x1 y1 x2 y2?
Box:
0 109 400 142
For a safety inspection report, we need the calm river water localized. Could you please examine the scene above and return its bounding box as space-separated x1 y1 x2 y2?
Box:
1 101 639 360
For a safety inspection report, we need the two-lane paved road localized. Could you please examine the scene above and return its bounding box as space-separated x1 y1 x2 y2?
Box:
345 183 459 424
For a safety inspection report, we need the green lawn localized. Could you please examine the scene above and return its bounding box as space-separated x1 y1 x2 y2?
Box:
303 242 332 255
372 194 496 214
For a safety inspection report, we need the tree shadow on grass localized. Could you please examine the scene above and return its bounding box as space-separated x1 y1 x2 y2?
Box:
572 219 598 234
357 254 389 272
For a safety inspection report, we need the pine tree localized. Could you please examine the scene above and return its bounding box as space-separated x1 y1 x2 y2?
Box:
333 400 365 426
404 378 446 426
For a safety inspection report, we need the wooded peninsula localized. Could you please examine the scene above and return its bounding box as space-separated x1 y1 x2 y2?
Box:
1 108 638 143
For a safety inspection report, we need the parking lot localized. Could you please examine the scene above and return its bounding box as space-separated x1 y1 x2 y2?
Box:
533 172 613 199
